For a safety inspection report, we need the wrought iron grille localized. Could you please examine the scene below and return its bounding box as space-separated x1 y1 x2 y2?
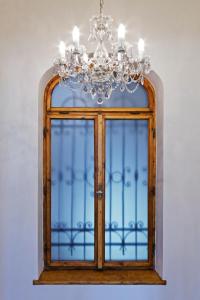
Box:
51 118 148 261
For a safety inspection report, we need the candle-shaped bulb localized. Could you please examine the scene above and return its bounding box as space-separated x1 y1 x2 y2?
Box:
72 26 80 49
138 38 145 59
59 41 66 59
118 24 126 41
117 24 126 50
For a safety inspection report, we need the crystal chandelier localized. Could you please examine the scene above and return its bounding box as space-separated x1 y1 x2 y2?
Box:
54 0 151 104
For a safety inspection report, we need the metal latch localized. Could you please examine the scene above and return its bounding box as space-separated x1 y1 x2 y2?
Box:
96 189 104 198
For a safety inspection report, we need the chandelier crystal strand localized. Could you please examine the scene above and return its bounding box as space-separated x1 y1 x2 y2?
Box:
54 0 151 104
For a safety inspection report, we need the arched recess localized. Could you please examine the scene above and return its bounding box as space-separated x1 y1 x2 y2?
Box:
35 68 165 284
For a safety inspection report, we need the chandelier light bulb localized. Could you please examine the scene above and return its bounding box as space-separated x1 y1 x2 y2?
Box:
138 38 145 59
72 26 80 49
58 41 66 59
118 24 126 40
117 24 126 44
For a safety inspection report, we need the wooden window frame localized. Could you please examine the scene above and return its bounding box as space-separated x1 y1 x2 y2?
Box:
33 75 166 285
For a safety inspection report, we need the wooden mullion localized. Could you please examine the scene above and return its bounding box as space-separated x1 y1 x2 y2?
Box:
46 112 97 119
47 261 96 269
94 116 98 267
103 113 152 120
45 116 51 266
43 111 48 267
50 107 152 113
102 115 105 267
103 261 152 268
96 114 105 269
147 114 156 267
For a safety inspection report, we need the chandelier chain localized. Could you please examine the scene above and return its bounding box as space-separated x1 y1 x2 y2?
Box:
100 0 104 15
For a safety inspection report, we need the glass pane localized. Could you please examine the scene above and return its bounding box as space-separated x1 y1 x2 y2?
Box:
51 119 95 261
52 82 148 108
105 120 148 261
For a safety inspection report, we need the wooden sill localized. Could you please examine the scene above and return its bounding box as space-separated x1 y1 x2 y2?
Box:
33 269 166 285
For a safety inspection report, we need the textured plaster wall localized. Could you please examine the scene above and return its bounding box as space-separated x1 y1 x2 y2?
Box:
0 0 200 299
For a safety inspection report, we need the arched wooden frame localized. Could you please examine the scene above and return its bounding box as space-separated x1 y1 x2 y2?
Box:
35 75 166 284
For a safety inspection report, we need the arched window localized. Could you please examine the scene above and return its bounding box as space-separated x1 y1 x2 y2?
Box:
35 75 166 284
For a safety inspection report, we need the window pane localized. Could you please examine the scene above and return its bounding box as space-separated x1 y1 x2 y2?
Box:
105 120 148 261
51 119 95 261
52 82 148 108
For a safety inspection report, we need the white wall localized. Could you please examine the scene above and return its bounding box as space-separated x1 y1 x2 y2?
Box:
0 0 200 299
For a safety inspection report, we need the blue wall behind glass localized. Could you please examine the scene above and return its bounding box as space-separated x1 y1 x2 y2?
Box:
52 82 148 108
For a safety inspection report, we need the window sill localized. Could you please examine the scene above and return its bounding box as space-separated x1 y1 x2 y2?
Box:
33 269 166 285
